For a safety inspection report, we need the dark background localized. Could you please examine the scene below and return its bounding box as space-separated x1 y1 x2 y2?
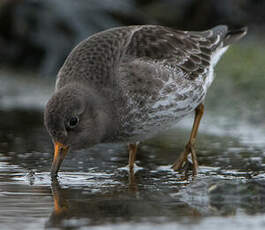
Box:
0 0 264 76
1 2 265 229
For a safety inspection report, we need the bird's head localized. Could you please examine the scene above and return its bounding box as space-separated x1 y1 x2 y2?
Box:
44 84 111 177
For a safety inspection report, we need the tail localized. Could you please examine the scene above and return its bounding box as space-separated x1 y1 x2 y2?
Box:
223 26 248 46
206 25 247 67
211 25 248 47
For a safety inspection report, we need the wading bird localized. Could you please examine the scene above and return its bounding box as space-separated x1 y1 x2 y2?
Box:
44 25 247 177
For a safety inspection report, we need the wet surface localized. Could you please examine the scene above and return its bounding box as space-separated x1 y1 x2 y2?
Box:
1 106 265 229
1 40 265 229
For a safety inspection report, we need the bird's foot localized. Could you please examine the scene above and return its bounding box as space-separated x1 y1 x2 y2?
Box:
118 163 143 173
171 140 198 176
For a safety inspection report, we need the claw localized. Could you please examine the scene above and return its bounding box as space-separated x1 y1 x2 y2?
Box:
172 142 198 175
172 103 204 176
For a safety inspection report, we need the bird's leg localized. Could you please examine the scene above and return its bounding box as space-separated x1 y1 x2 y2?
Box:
172 103 204 175
128 142 139 171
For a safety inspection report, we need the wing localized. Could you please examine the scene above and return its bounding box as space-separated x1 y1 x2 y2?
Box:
118 25 226 108
123 25 226 79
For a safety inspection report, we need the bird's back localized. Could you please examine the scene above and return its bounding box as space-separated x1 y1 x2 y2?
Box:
56 25 247 140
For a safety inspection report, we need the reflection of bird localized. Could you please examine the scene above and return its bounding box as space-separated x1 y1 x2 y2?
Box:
44 25 247 177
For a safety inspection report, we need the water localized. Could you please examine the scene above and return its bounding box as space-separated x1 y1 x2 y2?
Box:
1 40 265 229
1 105 265 230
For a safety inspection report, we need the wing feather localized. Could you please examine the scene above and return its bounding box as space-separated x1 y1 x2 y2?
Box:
122 25 224 80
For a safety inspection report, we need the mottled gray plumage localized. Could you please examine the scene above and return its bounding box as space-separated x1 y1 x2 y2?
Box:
45 25 247 149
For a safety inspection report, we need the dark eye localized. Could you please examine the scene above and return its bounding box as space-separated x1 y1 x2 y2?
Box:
68 116 79 129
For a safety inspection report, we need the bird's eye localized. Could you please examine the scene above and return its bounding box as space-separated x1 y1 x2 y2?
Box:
68 116 79 129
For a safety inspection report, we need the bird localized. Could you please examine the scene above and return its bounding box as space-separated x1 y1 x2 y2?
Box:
44 24 247 177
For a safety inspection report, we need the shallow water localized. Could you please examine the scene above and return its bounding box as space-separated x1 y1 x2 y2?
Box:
1 40 265 229
1 106 265 230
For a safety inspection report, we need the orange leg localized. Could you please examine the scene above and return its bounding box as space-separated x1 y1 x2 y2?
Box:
128 143 138 171
172 103 204 175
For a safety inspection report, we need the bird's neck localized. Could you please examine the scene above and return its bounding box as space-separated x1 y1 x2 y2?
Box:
96 99 119 142
83 85 120 142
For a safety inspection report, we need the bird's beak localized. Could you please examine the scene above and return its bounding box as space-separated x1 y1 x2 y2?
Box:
51 141 69 178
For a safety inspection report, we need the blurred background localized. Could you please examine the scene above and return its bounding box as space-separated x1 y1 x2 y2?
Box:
0 0 265 131
0 0 264 76
1 1 265 229
1 0 265 172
